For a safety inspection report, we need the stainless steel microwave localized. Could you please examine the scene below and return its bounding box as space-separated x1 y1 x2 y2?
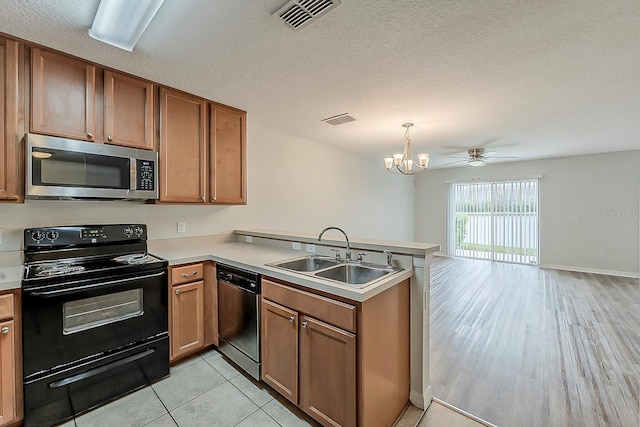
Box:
26 134 158 200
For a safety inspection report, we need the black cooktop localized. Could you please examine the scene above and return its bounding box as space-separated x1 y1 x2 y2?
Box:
22 224 167 285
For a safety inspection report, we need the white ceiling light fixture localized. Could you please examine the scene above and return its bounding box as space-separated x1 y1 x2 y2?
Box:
89 0 165 52
384 123 429 175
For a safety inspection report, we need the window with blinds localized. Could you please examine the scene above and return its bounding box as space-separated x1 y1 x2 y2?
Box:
451 179 538 264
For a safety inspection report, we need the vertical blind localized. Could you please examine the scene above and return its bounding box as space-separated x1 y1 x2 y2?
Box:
451 179 538 265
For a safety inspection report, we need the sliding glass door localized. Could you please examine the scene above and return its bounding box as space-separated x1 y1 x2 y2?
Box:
451 179 538 264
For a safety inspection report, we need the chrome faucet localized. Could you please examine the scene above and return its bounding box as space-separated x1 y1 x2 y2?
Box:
383 250 393 268
318 227 351 261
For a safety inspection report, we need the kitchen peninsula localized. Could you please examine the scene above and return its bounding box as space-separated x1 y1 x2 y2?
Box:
149 228 439 426
0 228 439 427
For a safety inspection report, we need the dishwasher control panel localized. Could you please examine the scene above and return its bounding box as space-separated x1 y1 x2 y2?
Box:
216 264 261 294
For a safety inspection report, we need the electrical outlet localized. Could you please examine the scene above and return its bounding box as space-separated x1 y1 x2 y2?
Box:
306 243 316 253
245 236 253 243
599 252 606 260
292 242 302 250
177 222 186 233
569 214 578 221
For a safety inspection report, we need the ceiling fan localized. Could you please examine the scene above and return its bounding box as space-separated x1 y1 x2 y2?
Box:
443 147 518 167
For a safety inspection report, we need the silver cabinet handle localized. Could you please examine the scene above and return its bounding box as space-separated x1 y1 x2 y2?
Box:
107 135 113 141
180 272 198 277
1 327 9 334
301 321 308 329
289 316 295 322
175 289 180 295
87 132 94 139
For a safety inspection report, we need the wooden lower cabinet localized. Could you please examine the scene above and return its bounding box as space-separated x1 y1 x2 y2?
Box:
171 280 205 360
169 262 218 362
299 315 356 427
0 291 21 426
261 300 299 403
0 319 15 425
261 277 410 427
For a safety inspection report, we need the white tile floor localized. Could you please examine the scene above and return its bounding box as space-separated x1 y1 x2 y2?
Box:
55 348 319 427
54 347 487 427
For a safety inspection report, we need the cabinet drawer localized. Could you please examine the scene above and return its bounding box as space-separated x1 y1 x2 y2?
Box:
171 263 204 285
262 279 356 333
0 294 13 321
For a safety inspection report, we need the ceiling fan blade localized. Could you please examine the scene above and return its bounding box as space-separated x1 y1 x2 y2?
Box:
444 156 470 159
485 155 519 160
483 151 499 156
442 159 469 165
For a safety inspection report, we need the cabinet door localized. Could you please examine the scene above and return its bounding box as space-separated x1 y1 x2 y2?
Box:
0 320 15 424
261 299 298 404
0 38 21 202
159 88 207 203
210 104 246 204
204 262 218 347
300 315 356 427
171 281 205 361
31 47 96 141
104 70 154 150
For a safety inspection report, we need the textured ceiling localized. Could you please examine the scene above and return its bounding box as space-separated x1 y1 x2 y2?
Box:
1 0 639 168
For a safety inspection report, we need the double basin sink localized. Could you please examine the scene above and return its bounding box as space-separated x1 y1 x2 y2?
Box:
267 255 404 289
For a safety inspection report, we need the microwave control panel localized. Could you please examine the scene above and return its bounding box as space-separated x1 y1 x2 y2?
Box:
136 159 155 191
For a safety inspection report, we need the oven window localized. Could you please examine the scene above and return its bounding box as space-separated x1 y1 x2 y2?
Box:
32 148 130 189
63 289 144 334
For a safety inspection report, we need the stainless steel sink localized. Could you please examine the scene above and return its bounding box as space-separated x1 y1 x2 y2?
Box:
270 256 340 272
314 264 390 285
267 255 403 288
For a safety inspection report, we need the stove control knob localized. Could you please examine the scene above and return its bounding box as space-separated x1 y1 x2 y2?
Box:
46 231 60 241
124 226 133 236
133 226 143 237
31 231 45 241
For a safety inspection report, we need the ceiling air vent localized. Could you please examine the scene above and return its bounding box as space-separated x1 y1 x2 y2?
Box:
321 113 355 126
274 0 341 30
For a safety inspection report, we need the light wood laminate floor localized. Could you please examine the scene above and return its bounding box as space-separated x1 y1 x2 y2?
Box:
430 257 640 427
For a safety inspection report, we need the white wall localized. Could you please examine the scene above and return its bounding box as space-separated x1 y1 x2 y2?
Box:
0 123 415 251
415 150 640 277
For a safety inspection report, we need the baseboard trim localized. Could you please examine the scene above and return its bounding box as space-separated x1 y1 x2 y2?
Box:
409 385 432 410
431 397 498 427
540 264 639 279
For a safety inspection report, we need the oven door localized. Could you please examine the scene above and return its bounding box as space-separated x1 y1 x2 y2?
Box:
22 268 168 378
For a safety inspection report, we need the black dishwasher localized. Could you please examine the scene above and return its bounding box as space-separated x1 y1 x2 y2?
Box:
217 264 261 380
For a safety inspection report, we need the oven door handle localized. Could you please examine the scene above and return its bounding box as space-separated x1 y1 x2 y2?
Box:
48 349 155 388
26 271 166 298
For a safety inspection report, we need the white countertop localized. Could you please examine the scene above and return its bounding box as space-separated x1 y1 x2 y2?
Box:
235 229 440 256
148 236 415 302
0 251 22 292
0 230 439 301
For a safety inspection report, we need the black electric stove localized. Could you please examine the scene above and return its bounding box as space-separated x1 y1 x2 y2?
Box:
21 224 169 427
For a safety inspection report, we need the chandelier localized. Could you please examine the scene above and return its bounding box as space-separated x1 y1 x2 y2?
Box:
384 123 429 175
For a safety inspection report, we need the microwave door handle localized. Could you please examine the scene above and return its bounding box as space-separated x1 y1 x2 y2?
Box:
130 158 137 191
26 271 165 298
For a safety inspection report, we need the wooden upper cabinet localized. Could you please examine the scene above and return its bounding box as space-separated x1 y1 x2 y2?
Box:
104 70 154 150
30 47 97 141
159 88 208 203
0 38 22 202
210 104 246 204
